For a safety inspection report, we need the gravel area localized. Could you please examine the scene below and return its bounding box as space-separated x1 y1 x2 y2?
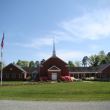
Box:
0 100 110 110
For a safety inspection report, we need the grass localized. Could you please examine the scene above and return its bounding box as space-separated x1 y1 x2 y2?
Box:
0 81 110 101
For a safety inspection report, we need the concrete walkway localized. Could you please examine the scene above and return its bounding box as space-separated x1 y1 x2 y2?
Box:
0 100 110 110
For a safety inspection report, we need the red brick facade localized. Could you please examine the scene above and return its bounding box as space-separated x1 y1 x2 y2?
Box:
101 65 110 80
40 56 69 81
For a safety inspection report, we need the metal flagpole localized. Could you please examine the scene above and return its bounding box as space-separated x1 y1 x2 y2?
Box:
1 33 4 86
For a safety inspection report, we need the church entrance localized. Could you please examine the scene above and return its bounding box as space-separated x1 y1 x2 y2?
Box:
48 66 61 81
52 73 57 80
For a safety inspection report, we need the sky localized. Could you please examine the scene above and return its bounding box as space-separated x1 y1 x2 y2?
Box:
0 0 110 64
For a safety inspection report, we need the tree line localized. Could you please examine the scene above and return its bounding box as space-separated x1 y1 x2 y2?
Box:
15 60 39 68
15 59 45 68
68 50 110 68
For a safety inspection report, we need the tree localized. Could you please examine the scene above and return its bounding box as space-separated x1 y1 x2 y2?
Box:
40 59 45 65
107 52 110 57
88 51 107 67
68 61 74 69
74 61 81 67
16 60 29 67
35 61 40 68
82 56 88 67
106 52 110 63
98 51 106 65
88 55 100 67
29 61 35 68
16 60 22 66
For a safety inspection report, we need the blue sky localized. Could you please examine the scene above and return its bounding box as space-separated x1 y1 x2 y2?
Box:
1 0 110 64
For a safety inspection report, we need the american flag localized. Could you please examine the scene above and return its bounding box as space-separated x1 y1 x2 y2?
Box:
1 33 4 48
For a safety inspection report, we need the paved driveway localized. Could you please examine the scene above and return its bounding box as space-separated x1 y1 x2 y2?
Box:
0 100 110 110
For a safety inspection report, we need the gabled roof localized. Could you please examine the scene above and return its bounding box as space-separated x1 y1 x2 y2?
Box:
69 67 97 74
69 63 110 74
3 63 27 73
43 56 67 65
69 67 96 72
23 67 38 74
96 63 110 73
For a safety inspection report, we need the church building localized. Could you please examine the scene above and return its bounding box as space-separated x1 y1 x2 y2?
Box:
39 40 70 81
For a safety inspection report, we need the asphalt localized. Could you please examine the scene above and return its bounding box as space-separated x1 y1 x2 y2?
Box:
0 100 110 110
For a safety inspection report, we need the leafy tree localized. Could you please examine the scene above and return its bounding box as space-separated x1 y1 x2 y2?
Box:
68 61 74 69
35 61 40 68
107 52 110 57
88 55 100 67
29 61 35 68
40 59 45 65
82 56 88 67
88 51 107 67
16 60 29 67
74 61 81 67
98 51 106 65
106 52 110 63
16 60 21 65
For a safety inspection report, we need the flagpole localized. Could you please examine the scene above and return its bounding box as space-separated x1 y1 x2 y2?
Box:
0 46 3 86
1 33 4 86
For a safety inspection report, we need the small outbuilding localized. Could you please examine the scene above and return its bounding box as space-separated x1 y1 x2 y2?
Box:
1 63 27 81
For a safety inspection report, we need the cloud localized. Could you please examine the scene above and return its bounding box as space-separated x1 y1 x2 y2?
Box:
57 49 91 62
13 9 110 48
60 9 110 40
13 36 53 48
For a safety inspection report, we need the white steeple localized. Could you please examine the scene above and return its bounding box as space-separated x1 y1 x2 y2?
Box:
52 37 56 57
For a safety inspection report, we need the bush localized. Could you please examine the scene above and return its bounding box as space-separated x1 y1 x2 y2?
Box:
60 76 73 82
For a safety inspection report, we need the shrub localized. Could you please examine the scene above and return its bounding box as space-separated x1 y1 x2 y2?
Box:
60 76 72 82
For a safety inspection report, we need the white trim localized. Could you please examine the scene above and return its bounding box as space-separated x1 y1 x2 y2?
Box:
48 66 61 72
69 72 99 74
48 70 61 72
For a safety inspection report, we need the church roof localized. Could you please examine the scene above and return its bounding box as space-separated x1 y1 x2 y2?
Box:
69 67 97 74
42 56 67 65
3 63 27 73
69 63 110 74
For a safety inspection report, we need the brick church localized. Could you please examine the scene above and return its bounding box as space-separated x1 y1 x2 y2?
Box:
39 40 70 81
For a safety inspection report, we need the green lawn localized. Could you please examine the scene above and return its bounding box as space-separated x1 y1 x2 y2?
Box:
0 81 110 101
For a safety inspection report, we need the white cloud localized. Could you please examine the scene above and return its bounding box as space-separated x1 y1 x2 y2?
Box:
60 9 110 40
14 36 53 48
57 50 91 62
13 9 110 49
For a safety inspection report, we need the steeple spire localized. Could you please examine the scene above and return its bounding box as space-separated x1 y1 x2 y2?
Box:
52 37 56 57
